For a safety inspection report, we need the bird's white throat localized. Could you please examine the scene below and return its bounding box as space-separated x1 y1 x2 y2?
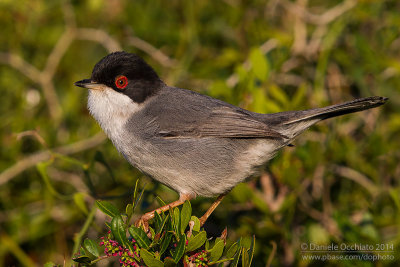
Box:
87 87 140 138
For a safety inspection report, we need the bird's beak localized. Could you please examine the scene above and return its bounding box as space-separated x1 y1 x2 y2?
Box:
74 79 105 90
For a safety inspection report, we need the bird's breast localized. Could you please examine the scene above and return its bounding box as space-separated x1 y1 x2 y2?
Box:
87 88 142 140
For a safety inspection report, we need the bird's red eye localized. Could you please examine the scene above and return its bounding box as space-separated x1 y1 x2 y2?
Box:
115 75 128 89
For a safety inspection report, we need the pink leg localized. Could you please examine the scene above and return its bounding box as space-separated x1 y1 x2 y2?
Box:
199 194 226 226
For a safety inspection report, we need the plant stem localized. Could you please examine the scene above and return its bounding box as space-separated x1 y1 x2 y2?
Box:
70 204 97 266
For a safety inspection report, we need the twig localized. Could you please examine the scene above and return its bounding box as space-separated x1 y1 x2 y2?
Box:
298 179 342 238
39 80 63 121
15 130 48 148
76 28 122 52
280 0 357 25
0 52 41 81
332 164 380 196
0 52 62 120
266 241 277 267
43 28 75 79
0 133 106 187
311 165 324 199
307 25 328 57
259 172 288 212
259 38 280 54
291 0 308 55
272 73 304 86
127 36 177 67
1 2 127 121
62 0 76 29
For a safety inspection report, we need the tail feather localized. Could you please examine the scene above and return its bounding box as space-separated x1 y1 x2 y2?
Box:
266 96 388 139
283 96 388 125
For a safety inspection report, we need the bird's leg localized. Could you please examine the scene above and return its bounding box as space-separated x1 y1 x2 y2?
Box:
199 194 226 226
135 193 194 230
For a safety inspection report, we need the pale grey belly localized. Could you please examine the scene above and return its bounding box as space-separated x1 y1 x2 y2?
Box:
113 135 281 197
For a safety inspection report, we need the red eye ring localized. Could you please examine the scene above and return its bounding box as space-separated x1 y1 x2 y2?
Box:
115 75 128 89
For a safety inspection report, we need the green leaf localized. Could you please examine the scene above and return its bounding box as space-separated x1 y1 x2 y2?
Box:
173 207 180 234
269 84 288 106
241 248 250 267
235 64 248 82
250 48 269 81
44 262 57 267
389 189 400 211
209 258 235 265
291 83 306 108
72 256 91 264
180 201 191 234
160 214 170 235
165 214 173 233
208 239 224 262
187 231 207 252
248 235 255 266
160 232 173 256
190 216 200 232
81 249 96 261
133 184 146 213
237 237 242 247
126 203 133 220
133 179 139 206
226 242 238 258
251 88 279 114
149 227 155 240
209 80 231 98
163 257 176 267
172 235 186 263
73 192 88 214
128 226 150 249
156 196 167 207
83 238 100 258
154 210 163 233
140 248 164 267
231 239 242 267
111 215 129 249
308 224 329 244
96 200 119 218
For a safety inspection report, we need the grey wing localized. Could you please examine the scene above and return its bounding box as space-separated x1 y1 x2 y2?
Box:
137 87 287 140
158 106 287 140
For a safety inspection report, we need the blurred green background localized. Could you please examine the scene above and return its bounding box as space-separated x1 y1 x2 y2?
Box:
1 0 399 266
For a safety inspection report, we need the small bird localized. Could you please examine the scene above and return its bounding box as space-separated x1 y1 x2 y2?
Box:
75 51 387 226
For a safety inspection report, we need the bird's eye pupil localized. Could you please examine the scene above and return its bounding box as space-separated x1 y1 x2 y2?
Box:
115 75 128 89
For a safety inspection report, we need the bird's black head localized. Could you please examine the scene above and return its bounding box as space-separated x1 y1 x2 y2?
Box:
75 51 164 103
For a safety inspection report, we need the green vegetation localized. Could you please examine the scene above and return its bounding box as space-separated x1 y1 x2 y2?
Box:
0 0 399 266
72 183 254 266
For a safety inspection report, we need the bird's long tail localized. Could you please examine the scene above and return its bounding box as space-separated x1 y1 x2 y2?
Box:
270 96 388 139
285 96 387 124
